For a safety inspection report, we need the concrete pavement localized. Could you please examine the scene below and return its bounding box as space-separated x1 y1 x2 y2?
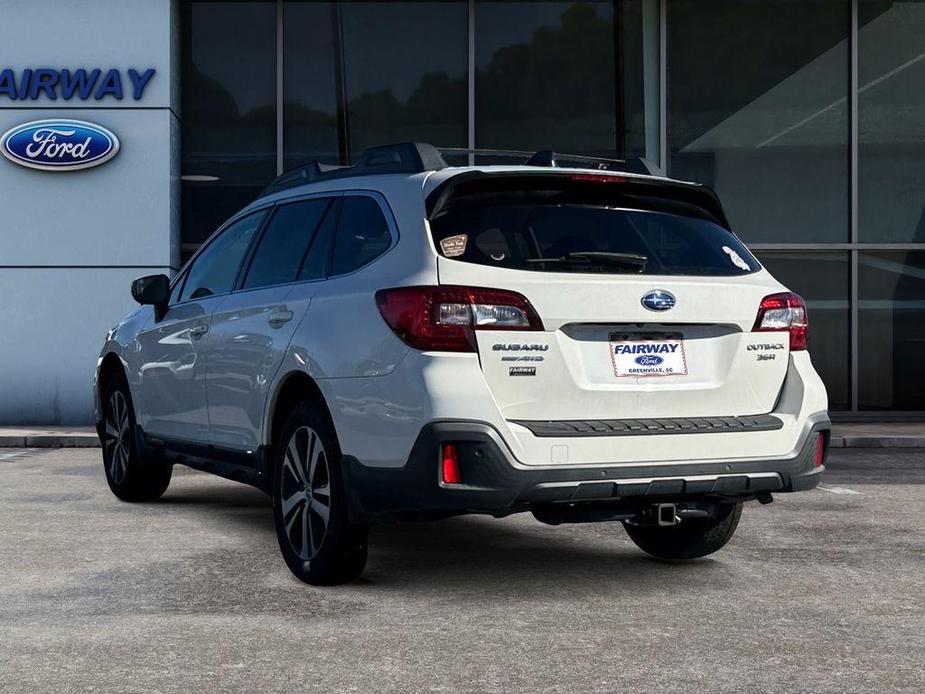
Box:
0 447 923 693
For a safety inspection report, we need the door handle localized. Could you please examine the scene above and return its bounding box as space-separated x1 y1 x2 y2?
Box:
189 323 209 339
268 310 294 328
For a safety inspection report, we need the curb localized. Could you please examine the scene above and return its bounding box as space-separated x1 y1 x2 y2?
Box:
0 436 100 448
1 435 924 450
830 435 925 449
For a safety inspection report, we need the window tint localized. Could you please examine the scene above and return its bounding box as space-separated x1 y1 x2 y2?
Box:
243 199 331 290
431 201 759 276
331 197 392 276
180 211 266 302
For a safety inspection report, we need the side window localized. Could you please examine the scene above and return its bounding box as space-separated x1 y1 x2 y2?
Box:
330 196 392 276
180 211 266 302
243 198 331 290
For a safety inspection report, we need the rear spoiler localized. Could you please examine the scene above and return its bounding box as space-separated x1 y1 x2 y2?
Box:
425 171 731 229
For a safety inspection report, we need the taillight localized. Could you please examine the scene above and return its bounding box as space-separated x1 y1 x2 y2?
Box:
375 285 544 352
753 292 808 351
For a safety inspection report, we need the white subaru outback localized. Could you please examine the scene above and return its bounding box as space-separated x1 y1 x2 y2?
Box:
95 143 830 585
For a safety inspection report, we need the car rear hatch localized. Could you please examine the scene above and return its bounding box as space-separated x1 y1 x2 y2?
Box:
426 171 791 423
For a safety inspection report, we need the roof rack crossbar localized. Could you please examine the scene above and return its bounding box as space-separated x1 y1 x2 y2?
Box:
260 142 447 197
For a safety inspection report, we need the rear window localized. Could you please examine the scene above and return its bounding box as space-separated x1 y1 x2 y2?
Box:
429 195 760 277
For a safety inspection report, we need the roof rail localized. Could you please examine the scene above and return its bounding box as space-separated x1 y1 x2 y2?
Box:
260 142 448 197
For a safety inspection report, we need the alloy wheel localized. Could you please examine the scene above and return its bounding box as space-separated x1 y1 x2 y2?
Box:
104 390 130 484
279 425 331 561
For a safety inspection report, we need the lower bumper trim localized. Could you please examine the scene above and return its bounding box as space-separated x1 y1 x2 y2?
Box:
341 418 829 523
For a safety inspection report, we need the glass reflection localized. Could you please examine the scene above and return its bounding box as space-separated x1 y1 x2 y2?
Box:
476 1 657 160
283 1 340 171
669 0 849 243
859 252 925 411
757 252 850 410
859 1 925 242
340 1 468 159
182 1 276 245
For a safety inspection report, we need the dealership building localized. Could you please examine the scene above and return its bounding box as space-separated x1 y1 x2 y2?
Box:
1 0 923 423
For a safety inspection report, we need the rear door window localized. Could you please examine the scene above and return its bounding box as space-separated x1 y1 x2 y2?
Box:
242 198 332 290
430 191 759 277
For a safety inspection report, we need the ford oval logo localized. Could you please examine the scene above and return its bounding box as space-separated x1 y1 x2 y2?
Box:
635 355 664 366
0 119 119 172
641 290 676 312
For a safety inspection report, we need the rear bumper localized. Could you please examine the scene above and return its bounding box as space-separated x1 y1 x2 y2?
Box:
342 414 830 523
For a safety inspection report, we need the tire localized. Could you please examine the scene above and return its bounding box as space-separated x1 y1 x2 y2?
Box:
272 401 368 585
101 371 172 502
623 503 743 560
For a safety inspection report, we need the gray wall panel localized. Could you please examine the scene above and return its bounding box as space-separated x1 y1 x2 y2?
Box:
0 0 177 424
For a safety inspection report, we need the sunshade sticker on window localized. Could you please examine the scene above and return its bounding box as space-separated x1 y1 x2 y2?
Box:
440 234 468 257
722 245 751 271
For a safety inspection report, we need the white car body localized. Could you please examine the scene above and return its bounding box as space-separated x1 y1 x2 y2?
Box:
95 143 829 548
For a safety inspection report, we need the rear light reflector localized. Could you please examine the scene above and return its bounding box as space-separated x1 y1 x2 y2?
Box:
814 433 826 467
441 443 462 484
376 285 544 352
568 173 627 184
752 292 808 350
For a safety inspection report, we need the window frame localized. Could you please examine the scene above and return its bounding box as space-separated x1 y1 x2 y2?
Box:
169 189 400 306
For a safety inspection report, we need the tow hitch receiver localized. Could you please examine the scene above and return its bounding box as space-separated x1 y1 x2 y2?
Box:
657 503 680 526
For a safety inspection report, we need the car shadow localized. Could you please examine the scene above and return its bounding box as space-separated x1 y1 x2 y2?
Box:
157 479 725 594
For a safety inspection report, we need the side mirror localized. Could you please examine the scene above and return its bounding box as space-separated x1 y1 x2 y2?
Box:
131 274 170 307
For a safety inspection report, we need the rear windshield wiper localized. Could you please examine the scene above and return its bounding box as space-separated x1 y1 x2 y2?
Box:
526 251 648 271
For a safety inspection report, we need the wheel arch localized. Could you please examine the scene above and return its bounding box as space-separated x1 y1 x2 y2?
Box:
264 370 336 451
95 352 129 431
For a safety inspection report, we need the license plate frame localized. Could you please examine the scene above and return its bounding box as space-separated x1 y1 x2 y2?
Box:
609 332 688 378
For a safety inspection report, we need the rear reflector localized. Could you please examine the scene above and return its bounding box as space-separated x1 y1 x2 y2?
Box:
441 443 462 484
814 433 826 467
753 292 808 351
376 285 544 352
568 173 627 184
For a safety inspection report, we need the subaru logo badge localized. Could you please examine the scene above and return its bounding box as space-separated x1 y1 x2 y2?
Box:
0 118 120 172
641 290 675 312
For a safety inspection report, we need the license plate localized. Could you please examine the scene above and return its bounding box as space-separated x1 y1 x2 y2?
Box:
609 335 688 377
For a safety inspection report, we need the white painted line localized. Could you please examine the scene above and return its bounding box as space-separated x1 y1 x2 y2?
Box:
0 450 28 461
817 485 863 495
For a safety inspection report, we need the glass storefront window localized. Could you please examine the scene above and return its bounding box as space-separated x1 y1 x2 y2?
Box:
181 1 276 245
669 1 850 243
283 1 340 171
340 1 468 160
475 1 658 160
859 252 925 411
859 1 925 243
757 252 850 411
